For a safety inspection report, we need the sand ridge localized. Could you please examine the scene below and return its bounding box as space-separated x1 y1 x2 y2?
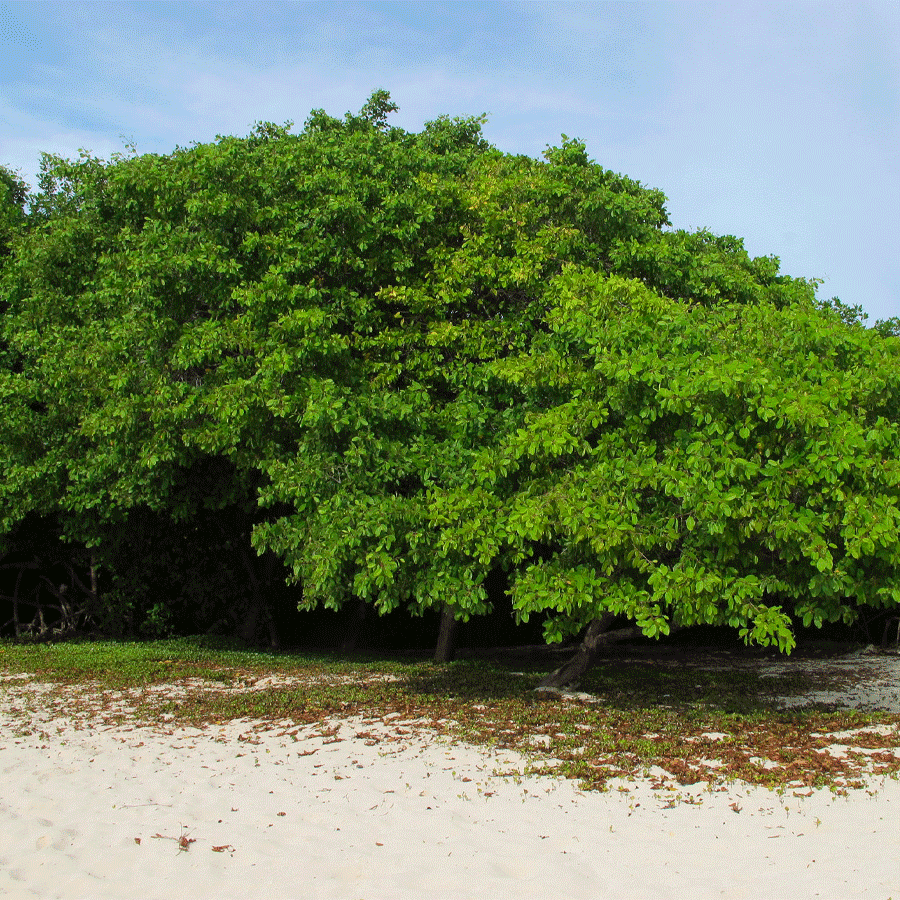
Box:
2 666 900 899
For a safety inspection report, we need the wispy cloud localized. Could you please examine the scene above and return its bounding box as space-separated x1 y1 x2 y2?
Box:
1 0 896 320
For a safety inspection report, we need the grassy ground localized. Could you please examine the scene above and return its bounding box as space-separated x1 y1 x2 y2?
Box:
1 636 899 796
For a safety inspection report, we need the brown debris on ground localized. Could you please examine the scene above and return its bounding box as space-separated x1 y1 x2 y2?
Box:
2 640 898 798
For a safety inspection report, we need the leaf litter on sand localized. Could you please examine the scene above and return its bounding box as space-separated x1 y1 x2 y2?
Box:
1 638 899 800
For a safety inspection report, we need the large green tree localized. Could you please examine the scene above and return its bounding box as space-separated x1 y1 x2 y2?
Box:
0 94 497 640
2 93 898 675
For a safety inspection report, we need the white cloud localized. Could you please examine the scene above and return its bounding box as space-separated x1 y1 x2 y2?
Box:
1 0 896 320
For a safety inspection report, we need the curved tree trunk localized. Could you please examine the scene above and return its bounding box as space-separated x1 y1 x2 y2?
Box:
434 603 459 663
535 614 681 691
535 614 615 690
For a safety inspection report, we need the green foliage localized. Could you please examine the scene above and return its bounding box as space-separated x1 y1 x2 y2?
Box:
2 90 898 652
495 277 899 651
0 165 29 260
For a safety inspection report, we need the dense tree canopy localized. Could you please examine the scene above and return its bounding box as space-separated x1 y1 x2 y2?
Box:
2 92 898 659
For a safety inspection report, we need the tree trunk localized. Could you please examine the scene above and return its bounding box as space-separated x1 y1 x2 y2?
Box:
12 564 25 638
535 614 615 690
340 598 368 654
434 603 459 663
536 616 683 690
239 548 281 649
89 554 99 607
261 551 281 650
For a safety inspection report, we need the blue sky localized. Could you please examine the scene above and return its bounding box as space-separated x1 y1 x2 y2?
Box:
1 1 897 322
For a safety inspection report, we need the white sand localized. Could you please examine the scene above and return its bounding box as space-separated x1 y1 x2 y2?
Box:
2 678 900 900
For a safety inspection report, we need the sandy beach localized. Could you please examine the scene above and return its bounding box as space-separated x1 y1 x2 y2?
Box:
1 656 899 900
